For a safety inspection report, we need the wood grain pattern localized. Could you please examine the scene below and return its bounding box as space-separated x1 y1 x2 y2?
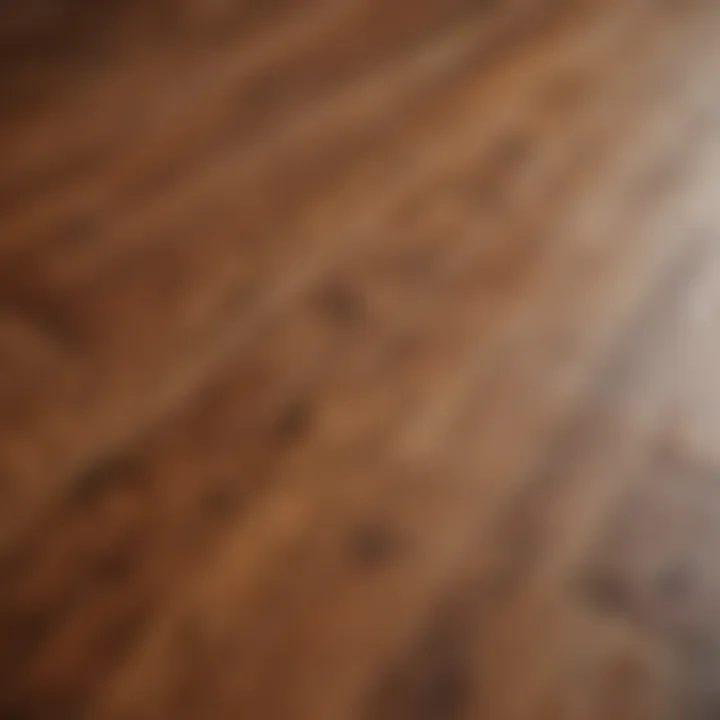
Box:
2 1 720 718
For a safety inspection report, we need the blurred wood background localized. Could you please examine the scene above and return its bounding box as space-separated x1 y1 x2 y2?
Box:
2 0 720 718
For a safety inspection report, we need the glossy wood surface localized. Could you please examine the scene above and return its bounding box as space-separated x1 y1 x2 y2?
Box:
2 1 720 718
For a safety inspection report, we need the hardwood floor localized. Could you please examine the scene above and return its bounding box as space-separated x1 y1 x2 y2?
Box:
2 1 720 718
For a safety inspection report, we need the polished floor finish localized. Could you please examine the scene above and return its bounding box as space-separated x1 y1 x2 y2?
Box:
2 1 720 718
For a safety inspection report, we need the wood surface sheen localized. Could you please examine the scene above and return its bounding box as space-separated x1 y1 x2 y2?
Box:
2 1 720 718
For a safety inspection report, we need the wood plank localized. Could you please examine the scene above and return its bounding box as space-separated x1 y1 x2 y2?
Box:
2 1 720 718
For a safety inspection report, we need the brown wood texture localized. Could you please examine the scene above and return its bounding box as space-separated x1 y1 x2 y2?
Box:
2 1 720 718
